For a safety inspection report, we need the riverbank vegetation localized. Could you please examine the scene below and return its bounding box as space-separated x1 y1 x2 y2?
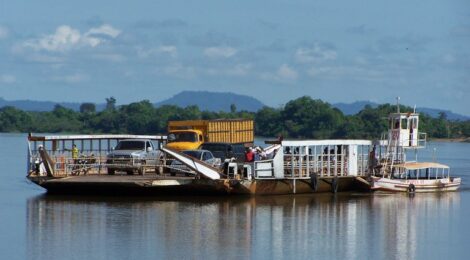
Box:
1 96 469 140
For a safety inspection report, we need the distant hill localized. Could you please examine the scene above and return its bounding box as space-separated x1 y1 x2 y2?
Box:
155 91 265 112
0 97 79 111
333 100 470 121
1 94 468 120
416 107 470 121
333 101 379 115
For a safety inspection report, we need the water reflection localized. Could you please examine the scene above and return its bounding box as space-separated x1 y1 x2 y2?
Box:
26 193 460 260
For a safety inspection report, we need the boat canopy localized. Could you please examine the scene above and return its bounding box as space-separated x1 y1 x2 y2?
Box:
393 162 449 170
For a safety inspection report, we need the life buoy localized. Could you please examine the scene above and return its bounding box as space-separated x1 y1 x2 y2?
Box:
407 184 416 193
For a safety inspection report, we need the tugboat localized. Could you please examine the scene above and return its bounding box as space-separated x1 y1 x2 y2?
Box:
371 98 461 192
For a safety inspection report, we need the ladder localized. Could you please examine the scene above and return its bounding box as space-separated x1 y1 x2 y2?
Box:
380 132 405 178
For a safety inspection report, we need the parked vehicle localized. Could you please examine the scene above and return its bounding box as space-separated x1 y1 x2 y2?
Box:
199 142 246 162
166 119 254 151
106 139 162 175
170 149 221 176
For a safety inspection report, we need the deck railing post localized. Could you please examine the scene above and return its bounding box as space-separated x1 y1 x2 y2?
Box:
327 146 331 177
320 145 324 177
306 146 309 178
334 145 338 177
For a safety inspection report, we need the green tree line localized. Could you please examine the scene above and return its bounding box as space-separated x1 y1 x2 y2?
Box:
1 96 469 139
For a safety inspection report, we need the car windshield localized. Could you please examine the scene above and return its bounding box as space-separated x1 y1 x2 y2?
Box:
201 144 227 151
211 151 226 160
115 141 145 150
183 150 203 160
168 132 197 143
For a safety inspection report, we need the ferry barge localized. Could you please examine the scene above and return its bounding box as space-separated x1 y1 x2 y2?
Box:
27 134 373 195
26 103 460 195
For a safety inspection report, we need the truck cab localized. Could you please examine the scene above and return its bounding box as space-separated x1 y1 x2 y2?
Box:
166 130 204 150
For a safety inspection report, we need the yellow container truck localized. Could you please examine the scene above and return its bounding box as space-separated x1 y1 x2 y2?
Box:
166 119 254 150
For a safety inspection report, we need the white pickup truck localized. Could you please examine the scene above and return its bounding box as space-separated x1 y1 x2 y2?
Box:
106 139 162 175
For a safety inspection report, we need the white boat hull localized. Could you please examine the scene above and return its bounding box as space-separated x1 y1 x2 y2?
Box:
371 177 461 192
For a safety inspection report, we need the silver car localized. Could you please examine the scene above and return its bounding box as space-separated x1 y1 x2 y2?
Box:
170 149 221 176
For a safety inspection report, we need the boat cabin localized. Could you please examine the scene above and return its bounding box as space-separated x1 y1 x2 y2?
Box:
391 162 450 180
250 140 372 179
388 112 426 148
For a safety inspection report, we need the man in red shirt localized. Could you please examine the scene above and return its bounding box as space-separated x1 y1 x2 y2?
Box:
245 147 254 162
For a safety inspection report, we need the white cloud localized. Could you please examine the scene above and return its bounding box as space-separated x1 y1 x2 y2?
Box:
51 73 89 83
0 26 9 39
92 53 125 62
443 54 455 64
203 46 237 58
156 63 196 79
261 64 298 82
0 74 16 84
22 24 121 52
204 64 252 77
277 64 298 80
136 45 178 58
295 45 337 63
86 24 121 38
226 64 252 76
307 65 383 81
157 45 178 57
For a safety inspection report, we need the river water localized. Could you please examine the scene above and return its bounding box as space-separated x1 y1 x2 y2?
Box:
1 133 469 259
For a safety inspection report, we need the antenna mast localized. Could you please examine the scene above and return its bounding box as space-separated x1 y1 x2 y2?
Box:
396 97 400 114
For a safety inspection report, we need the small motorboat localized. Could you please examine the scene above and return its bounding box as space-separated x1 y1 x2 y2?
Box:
372 162 461 192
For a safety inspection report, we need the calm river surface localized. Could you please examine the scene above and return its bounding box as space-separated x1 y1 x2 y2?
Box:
1 133 470 260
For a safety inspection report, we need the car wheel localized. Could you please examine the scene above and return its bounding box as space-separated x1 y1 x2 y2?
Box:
126 170 133 175
107 168 115 175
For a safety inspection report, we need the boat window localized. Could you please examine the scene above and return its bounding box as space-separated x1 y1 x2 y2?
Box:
401 118 408 129
427 168 437 179
393 118 400 129
115 141 145 150
407 169 418 179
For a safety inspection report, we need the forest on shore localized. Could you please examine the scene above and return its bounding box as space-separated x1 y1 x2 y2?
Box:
1 96 469 140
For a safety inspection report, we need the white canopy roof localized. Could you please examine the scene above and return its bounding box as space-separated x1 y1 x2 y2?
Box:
393 162 449 170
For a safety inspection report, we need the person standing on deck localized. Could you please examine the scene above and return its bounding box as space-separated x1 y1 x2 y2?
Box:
245 147 254 162
71 144 79 163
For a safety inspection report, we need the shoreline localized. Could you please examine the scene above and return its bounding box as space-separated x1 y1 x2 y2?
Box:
429 137 470 143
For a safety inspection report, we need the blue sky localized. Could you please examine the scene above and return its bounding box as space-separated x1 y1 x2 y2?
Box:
0 0 469 115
